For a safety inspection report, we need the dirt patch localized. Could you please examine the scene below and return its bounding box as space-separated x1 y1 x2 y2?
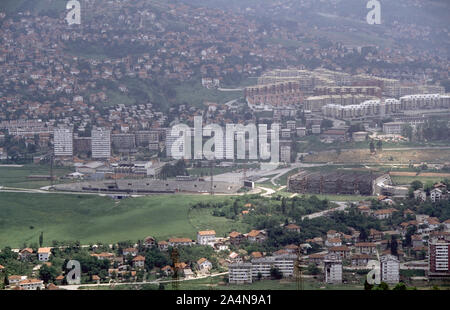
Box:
389 172 419 176
419 172 450 177
305 149 450 164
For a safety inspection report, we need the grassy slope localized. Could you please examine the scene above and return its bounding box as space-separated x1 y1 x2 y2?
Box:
0 193 235 248
0 165 72 189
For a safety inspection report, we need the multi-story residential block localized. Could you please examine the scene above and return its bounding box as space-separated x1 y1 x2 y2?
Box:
324 253 342 284
251 254 296 278
429 239 450 278
228 263 252 284
197 230 216 246
91 127 111 159
111 133 136 153
53 127 73 157
380 254 400 284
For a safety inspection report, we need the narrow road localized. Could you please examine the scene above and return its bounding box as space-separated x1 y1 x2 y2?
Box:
60 272 228 290
301 201 349 220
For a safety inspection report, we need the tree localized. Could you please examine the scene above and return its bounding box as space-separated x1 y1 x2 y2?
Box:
270 267 283 280
3 273 9 287
359 227 368 242
39 264 59 284
364 279 373 290
390 235 398 256
39 232 44 248
393 283 407 290
410 180 423 191
402 124 414 141
306 263 320 275
376 140 382 151
369 140 375 153
372 282 389 290
281 198 287 215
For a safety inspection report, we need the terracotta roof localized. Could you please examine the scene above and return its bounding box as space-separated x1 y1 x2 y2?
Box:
197 257 209 265
169 238 192 243
247 230 263 237
374 209 394 215
329 246 350 252
133 255 145 262
19 279 42 285
308 253 325 259
198 230 216 236
47 283 59 290
229 231 241 238
285 224 300 230
273 249 289 255
355 242 377 247
251 252 263 258
37 247 52 254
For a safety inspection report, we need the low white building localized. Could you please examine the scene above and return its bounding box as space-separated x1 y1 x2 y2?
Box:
37 247 52 262
197 230 216 246
430 188 442 203
18 279 44 290
228 263 252 284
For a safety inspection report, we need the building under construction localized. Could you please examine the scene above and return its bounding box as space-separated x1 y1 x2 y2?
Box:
288 170 388 196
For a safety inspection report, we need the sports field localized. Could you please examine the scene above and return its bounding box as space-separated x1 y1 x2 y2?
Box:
0 192 235 248
0 164 72 189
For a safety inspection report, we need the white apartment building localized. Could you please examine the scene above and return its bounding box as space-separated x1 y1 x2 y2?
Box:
429 239 450 277
18 279 45 290
430 188 442 203
380 254 400 284
324 253 342 284
400 94 449 110
54 127 73 157
228 263 253 284
37 247 52 262
197 230 216 246
251 254 296 278
91 127 111 159
383 122 403 135
280 144 291 163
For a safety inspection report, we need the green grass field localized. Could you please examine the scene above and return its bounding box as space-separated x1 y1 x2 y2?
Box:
0 193 236 248
391 176 447 186
188 207 250 238
0 164 72 189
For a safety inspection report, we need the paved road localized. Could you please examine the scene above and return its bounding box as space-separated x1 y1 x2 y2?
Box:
301 201 349 220
60 272 228 290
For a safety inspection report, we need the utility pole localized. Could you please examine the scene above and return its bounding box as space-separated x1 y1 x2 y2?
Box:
210 160 214 195
171 248 180 290
294 249 304 291
50 154 54 187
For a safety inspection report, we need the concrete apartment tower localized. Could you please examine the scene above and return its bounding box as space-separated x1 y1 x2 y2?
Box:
380 254 400 284
91 127 111 159
54 126 73 157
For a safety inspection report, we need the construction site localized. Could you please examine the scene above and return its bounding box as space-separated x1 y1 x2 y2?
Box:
287 170 389 196
53 178 242 195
